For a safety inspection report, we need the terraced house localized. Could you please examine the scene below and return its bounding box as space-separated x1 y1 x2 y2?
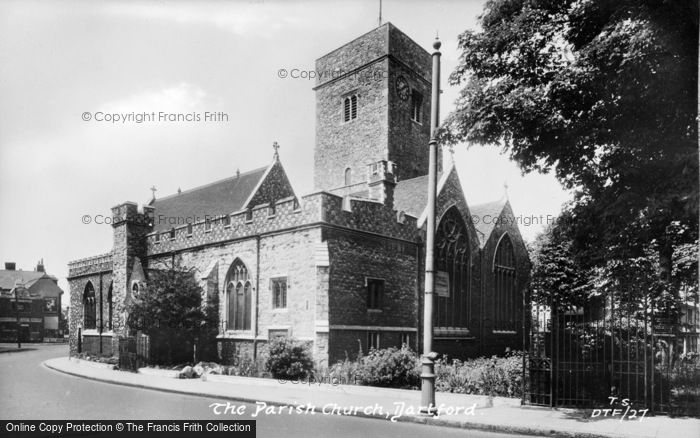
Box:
68 23 530 366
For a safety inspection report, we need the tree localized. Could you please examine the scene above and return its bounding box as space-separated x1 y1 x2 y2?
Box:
529 218 590 309
443 0 698 318
198 287 220 362
127 267 205 365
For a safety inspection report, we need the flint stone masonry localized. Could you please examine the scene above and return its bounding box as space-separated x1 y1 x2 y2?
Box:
67 254 114 356
314 23 432 191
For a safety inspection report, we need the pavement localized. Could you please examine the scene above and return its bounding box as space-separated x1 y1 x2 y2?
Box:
44 357 699 438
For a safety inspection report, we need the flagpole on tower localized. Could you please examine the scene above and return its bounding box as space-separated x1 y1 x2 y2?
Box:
378 0 382 27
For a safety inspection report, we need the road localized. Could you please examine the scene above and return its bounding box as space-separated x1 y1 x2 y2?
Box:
0 344 535 438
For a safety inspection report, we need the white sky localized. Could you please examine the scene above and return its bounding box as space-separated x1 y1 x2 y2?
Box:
0 0 572 298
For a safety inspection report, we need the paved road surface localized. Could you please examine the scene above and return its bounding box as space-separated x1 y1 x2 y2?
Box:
0 344 535 438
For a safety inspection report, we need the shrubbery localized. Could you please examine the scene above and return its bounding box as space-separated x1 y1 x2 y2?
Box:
434 351 523 397
351 345 420 389
329 345 523 397
264 337 314 379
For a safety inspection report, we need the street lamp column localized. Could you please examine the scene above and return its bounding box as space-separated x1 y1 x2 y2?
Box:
420 36 441 416
13 280 24 349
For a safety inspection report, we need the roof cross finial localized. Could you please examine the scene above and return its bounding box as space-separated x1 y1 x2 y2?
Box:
150 185 157 201
503 181 509 199
273 141 280 160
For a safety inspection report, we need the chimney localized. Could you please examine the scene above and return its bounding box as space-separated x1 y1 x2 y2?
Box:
4 262 16 270
367 160 396 208
36 259 45 272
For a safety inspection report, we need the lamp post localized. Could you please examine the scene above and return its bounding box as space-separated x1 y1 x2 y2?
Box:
12 280 24 349
420 36 441 416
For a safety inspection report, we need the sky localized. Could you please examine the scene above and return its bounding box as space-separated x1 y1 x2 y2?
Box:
0 0 572 298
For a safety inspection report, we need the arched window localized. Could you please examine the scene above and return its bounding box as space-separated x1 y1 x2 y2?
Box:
411 89 423 123
344 167 352 186
225 259 252 330
132 282 139 297
107 283 113 331
494 234 517 331
83 282 96 329
435 207 471 330
343 95 358 122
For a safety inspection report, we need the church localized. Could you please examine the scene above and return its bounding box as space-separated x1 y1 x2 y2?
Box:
68 23 530 367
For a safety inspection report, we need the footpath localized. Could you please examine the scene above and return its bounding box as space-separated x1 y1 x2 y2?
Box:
44 357 699 438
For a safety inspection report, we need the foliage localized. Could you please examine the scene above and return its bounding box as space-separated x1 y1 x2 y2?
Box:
264 337 314 380
328 344 523 396
197 288 219 362
444 0 698 313
126 267 205 365
435 351 524 397
529 221 591 307
226 355 265 378
351 344 421 389
328 353 362 385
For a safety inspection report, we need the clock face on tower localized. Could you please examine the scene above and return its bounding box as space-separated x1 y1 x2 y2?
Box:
396 76 410 101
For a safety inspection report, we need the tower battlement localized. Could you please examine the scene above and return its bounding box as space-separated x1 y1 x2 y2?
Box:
111 202 154 227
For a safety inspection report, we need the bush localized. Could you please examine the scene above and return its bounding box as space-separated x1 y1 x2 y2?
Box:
326 345 523 395
353 344 420 389
328 353 361 385
265 337 314 379
435 351 524 397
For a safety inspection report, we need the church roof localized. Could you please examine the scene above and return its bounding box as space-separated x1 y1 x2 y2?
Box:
150 166 267 232
469 198 508 245
394 174 430 218
395 172 509 246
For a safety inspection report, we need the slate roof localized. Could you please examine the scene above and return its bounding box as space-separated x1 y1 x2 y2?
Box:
393 174 430 218
0 270 57 291
394 172 508 246
470 198 508 245
150 166 267 232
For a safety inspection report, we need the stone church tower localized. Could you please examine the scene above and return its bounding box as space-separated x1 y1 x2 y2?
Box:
314 23 433 191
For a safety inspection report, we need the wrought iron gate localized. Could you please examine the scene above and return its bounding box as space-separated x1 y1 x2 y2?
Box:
118 334 150 372
524 292 700 416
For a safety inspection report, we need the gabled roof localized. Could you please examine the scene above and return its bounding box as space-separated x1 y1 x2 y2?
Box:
0 270 57 291
470 198 508 245
150 166 267 232
394 169 452 226
394 168 509 246
394 174 430 218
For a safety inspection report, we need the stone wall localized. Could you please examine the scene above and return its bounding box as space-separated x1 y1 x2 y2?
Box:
325 226 419 363
313 23 433 191
146 192 419 255
67 253 113 356
148 224 326 366
314 56 389 190
245 160 296 208
111 202 153 342
387 25 432 181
